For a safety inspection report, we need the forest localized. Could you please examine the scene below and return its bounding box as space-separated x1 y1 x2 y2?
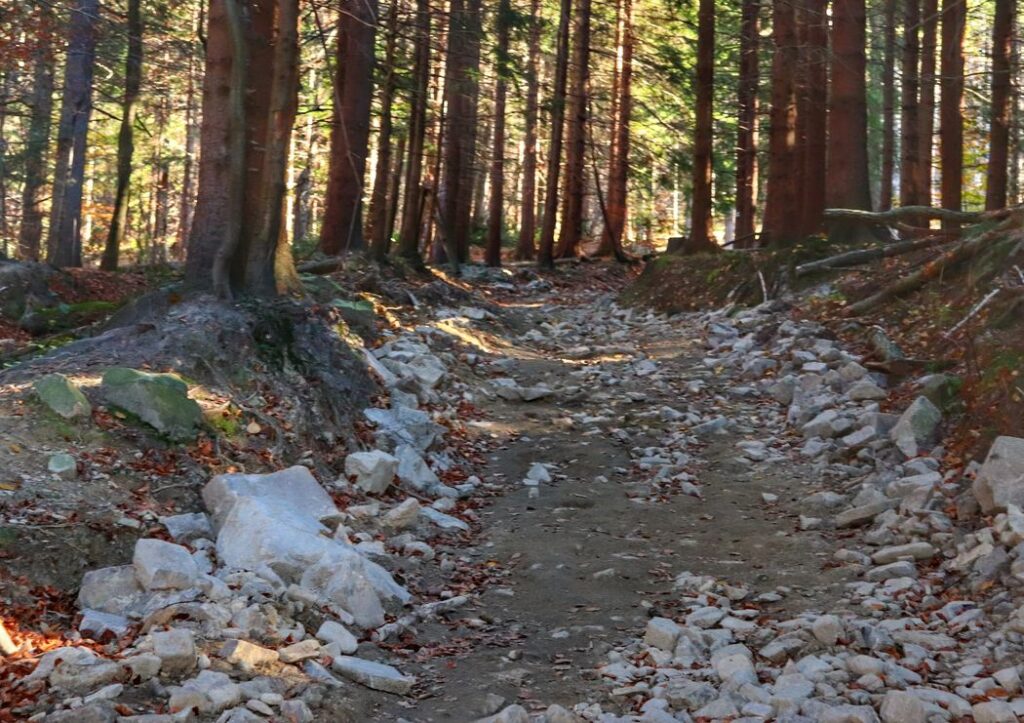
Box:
2 0 1024 722
0 0 1019 278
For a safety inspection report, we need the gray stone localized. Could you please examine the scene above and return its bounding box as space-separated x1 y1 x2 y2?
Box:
395 445 441 491
711 644 756 686
383 498 421 529
363 406 444 452
79 609 131 639
643 617 681 652
150 628 196 674
331 655 415 695
879 691 928 723
811 615 842 645
132 538 200 591
847 380 887 401
278 638 322 663
203 465 338 529
420 506 469 532
34 373 91 419
870 542 935 565
100 368 203 441
819 704 880 723
167 670 241 714
159 512 213 544
220 639 279 672
972 700 1018 723
41 705 116 723
835 499 894 528
344 450 398 494
866 560 917 581
48 452 78 479
78 565 147 615
316 620 358 653
889 396 942 458
972 436 1024 514
49 657 124 693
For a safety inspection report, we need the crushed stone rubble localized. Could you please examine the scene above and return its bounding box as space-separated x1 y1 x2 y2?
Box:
6 272 1024 723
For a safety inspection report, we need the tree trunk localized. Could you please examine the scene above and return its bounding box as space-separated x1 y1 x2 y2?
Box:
553 0 591 259
879 0 897 211
986 0 1013 209
176 2 204 259
515 0 542 260
682 0 716 253
397 0 430 267
101 0 143 271
537 0 572 268
597 0 634 259
734 0 759 246
440 0 483 271
47 0 99 268
368 0 399 262
186 0 300 297
762 0 801 246
386 132 405 244
917 0 938 208
938 0 965 226
18 45 54 262
485 0 512 267
826 0 872 242
798 0 827 237
321 0 378 255
899 0 925 210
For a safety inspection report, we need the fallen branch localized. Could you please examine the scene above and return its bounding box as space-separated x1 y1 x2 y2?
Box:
297 257 345 275
824 206 984 225
943 288 1003 338
846 214 1024 316
796 236 951 277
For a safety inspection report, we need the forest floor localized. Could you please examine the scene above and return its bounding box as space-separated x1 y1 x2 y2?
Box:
2 259 1024 722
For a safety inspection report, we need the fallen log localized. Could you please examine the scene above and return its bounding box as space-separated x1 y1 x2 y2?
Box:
824 206 984 225
846 213 1024 316
297 257 346 275
796 236 951 277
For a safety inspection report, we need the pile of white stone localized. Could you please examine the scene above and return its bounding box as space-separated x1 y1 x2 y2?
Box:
19 325 492 721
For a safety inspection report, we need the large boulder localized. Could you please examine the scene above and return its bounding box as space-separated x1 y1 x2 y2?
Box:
100 368 203 441
34 373 92 419
972 436 1024 514
889 396 942 458
203 466 338 528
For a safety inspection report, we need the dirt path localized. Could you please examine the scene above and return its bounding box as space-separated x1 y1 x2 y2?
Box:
375 287 858 721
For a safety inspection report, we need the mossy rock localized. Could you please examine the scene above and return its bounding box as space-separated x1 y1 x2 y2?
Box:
101 367 203 441
34 374 92 419
919 373 964 412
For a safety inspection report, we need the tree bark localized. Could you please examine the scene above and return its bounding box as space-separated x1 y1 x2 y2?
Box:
596 0 633 259
762 0 801 246
826 0 872 242
899 0 925 211
938 0 965 226
515 0 542 260
321 0 379 255
917 0 938 208
879 0 897 211
798 0 828 237
485 0 512 267
47 0 100 268
440 0 483 271
368 0 399 262
734 0 759 246
18 45 54 262
553 0 592 259
101 0 143 271
397 0 430 267
186 0 300 297
986 0 1014 210
537 0 572 268
682 0 716 253
176 2 204 258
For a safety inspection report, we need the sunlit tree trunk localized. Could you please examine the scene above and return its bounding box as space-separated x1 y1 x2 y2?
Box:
681 0 716 252
734 0 759 247
537 0 572 268
47 0 99 268
485 0 512 267
18 45 54 262
597 0 633 259
986 0 1014 209
762 0 801 246
917 0 937 207
177 2 204 258
879 0 896 211
102 0 143 271
397 0 430 267
368 0 400 262
826 0 872 242
554 0 591 259
939 0 965 226
798 0 827 237
899 0 924 211
515 0 542 260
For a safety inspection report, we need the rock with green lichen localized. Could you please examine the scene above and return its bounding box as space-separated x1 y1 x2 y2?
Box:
34 374 92 419
100 368 203 441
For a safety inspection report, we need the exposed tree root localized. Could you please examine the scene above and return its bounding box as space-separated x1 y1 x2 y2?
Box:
796 236 952 277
